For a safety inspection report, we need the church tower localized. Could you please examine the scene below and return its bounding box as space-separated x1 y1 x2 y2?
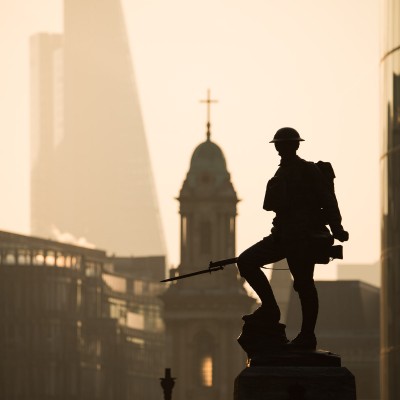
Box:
162 92 254 400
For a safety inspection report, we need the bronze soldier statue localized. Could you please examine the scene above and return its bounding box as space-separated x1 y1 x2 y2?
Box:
237 127 349 351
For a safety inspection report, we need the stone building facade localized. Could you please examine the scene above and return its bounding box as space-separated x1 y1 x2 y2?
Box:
162 127 254 400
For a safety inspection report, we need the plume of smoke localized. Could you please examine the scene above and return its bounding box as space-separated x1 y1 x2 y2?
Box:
51 225 96 249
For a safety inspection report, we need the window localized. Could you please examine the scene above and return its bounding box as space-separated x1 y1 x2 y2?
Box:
200 221 212 254
200 356 213 387
194 332 215 387
182 216 187 247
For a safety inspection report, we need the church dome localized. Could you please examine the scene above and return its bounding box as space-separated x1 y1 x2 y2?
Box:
182 137 231 190
178 101 237 198
189 138 228 174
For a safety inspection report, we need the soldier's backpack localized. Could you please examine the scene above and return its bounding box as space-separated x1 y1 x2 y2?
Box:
263 160 336 212
312 161 344 263
315 161 336 194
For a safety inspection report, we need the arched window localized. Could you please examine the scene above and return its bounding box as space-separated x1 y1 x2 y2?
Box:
194 332 215 387
200 355 213 387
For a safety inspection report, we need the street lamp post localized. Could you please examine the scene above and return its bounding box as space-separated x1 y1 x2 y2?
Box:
160 368 176 400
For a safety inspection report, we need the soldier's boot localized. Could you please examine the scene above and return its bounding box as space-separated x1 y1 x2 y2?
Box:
238 266 281 324
288 285 318 350
242 304 280 323
288 332 317 350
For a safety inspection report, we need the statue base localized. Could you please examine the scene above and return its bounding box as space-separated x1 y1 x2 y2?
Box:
234 364 356 400
249 349 341 367
235 315 356 399
237 318 289 358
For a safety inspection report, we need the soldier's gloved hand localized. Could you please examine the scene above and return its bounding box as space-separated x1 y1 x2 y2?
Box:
332 228 349 242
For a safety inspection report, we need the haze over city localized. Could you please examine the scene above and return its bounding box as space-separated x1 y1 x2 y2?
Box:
0 0 380 279
2 1 398 399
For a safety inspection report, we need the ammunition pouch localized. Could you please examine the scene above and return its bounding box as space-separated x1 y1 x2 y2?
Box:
311 232 343 264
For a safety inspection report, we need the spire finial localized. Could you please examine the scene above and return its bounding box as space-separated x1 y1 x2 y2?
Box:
200 89 218 141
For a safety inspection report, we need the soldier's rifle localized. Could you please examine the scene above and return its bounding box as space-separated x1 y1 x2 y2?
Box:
160 257 238 283
160 241 344 283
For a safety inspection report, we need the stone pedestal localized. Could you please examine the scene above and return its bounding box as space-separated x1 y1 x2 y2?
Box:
234 351 356 400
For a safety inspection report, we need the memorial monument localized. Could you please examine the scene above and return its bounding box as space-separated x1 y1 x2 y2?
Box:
235 128 355 399
163 127 356 399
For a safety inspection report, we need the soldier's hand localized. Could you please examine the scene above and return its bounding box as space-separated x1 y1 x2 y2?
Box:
333 229 349 242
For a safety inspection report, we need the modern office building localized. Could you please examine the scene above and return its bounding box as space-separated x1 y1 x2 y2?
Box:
337 261 380 287
0 231 166 400
381 0 400 399
162 117 255 400
30 0 165 256
30 33 63 238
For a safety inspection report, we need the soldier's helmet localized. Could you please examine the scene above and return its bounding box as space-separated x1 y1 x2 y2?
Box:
269 127 305 143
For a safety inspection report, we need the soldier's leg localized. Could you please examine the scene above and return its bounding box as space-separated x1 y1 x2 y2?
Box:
287 254 318 337
237 235 285 323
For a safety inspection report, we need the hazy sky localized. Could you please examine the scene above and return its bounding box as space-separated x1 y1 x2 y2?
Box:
0 0 380 279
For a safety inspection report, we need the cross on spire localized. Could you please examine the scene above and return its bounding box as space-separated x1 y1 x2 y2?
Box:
200 89 218 141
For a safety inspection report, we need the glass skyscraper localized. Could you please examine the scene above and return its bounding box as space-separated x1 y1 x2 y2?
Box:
381 0 400 399
31 0 165 257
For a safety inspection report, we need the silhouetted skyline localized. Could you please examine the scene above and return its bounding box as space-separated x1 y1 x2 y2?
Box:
0 1 380 275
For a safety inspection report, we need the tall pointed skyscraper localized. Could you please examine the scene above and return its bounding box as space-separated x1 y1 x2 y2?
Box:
31 0 165 256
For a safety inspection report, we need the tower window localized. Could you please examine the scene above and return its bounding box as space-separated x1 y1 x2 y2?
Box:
194 332 215 388
230 217 235 234
198 172 214 185
200 356 213 387
182 216 187 247
200 221 212 254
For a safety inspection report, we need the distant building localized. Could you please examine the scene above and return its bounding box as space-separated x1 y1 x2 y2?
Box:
286 280 380 400
270 259 293 323
30 0 165 256
337 261 380 287
0 231 165 400
162 115 254 400
112 255 166 282
381 0 400 398
30 33 63 239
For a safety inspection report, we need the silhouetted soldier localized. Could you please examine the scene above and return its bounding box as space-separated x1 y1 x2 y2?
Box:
237 127 349 350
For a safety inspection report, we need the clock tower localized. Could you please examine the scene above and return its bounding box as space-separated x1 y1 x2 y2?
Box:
162 92 255 400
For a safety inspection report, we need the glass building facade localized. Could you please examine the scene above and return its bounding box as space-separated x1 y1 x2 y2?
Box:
0 231 166 400
381 0 400 399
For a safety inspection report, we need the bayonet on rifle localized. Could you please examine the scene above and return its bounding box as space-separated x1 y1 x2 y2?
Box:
160 257 238 283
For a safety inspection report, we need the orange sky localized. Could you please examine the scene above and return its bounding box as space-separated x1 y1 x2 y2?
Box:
0 0 380 279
